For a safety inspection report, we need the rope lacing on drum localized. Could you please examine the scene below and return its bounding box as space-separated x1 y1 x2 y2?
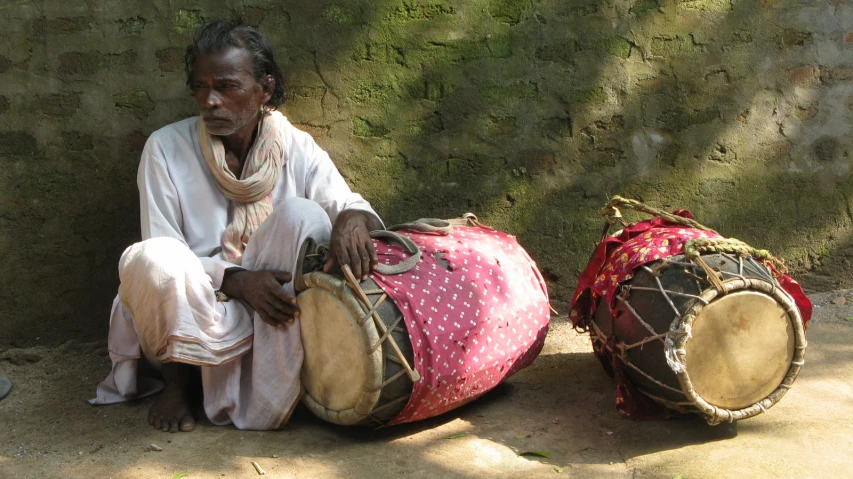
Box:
368 369 408 390
626 286 708 305
644 266 686 317
685 238 788 294
622 360 686 395
635 389 694 413
340 265 421 383
358 292 389 327
666 258 777 292
603 264 698 383
593 325 685 396
366 395 412 427
600 274 692 374
369 310 407 353
618 295 666 342
719 253 747 283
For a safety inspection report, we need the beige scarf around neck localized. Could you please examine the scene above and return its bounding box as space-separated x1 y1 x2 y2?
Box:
198 110 287 264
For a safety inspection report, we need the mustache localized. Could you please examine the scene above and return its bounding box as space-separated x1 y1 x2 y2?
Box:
202 114 231 122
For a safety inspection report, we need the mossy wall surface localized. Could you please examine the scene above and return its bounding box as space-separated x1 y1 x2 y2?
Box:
2 0 853 347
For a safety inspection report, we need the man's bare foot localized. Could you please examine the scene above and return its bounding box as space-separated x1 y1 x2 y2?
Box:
148 363 197 433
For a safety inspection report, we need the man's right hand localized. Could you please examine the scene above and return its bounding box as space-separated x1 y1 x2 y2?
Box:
219 268 299 328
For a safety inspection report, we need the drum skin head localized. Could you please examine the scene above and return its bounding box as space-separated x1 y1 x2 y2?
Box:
685 291 795 410
299 287 372 413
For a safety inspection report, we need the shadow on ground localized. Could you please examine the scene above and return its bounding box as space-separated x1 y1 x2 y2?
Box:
5 311 849 478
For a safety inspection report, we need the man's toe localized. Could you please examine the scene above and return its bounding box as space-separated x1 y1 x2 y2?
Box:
179 415 195 432
168 418 179 433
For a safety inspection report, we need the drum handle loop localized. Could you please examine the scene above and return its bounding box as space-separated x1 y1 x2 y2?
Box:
369 230 422 275
294 231 422 288
372 213 482 275
601 195 718 234
341 264 421 383
388 213 481 235
389 218 454 234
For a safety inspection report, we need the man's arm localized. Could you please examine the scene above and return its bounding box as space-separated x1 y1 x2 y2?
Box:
138 135 185 242
292 127 385 280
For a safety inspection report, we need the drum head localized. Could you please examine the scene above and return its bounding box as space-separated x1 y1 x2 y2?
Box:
684 290 795 410
299 286 380 420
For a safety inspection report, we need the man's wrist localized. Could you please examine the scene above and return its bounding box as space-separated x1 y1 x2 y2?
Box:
339 208 382 231
219 267 247 299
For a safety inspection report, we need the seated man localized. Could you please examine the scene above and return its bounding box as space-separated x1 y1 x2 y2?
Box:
91 21 382 432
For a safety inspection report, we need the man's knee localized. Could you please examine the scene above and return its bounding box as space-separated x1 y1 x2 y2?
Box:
243 198 332 269
118 237 199 287
118 237 195 276
117 237 207 347
255 198 332 239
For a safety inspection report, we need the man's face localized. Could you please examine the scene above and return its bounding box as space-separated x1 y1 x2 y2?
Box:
191 46 269 137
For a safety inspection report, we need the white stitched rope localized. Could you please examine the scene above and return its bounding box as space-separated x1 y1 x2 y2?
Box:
664 326 691 374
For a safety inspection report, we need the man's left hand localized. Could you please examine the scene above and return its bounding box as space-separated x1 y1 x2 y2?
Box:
324 210 382 280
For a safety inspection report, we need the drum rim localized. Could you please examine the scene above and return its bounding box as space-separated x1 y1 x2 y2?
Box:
668 276 807 424
299 271 385 425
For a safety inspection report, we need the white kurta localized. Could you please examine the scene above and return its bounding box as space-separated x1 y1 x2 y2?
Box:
91 116 381 430
138 116 377 289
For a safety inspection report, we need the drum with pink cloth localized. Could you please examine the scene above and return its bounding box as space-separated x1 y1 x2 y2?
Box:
295 215 551 426
570 196 812 424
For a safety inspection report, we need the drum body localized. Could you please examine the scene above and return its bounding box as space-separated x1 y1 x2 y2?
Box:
297 223 551 427
590 253 806 423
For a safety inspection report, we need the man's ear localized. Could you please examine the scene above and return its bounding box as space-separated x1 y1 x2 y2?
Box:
262 75 275 104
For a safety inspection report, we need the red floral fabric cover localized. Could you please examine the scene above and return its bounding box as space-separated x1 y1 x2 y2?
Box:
369 225 550 425
569 211 813 419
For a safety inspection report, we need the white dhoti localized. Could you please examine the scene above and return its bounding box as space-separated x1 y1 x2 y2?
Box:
90 197 332 430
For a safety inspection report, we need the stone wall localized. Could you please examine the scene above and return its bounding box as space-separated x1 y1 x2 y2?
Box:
2 0 852 347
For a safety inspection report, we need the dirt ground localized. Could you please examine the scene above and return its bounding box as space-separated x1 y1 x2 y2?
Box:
1 292 852 479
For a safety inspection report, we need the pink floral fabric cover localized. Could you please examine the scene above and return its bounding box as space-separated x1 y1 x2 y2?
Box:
369 224 550 425
570 211 812 330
